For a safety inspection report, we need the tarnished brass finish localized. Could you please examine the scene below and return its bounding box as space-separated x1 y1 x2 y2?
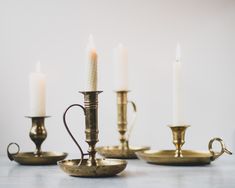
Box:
97 91 149 159
7 116 68 165
61 91 127 177
58 159 127 177
29 117 48 156
82 91 100 166
169 125 190 157
136 126 232 165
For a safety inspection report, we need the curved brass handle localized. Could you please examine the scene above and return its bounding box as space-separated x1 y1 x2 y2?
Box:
126 100 137 143
208 137 232 161
63 104 87 166
7 143 20 161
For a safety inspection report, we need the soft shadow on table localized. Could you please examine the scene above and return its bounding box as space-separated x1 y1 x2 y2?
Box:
120 169 148 178
7 163 57 177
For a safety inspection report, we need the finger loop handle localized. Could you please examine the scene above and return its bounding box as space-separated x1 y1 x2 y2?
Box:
209 137 232 161
7 142 20 161
63 104 86 166
126 100 137 143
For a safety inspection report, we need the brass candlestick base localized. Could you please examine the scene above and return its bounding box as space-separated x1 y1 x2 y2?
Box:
58 91 127 177
136 125 232 166
97 91 150 159
7 116 67 165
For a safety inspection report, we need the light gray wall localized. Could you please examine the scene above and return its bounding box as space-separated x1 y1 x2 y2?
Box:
1 0 235 155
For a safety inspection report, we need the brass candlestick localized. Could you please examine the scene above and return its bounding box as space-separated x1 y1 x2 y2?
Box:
97 90 149 159
7 116 67 165
58 91 127 177
136 125 232 165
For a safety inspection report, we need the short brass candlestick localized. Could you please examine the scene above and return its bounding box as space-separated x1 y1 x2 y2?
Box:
58 91 127 177
169 125 190 157
7 116 67 165
97 90 149 159
136 125 232 165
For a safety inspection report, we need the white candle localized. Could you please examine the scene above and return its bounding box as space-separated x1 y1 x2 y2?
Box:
29 62 46 116
85 35 98 91
173 43 183 125
114 43 128 91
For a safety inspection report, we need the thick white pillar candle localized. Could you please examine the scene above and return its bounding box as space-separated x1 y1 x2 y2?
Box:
114 43 128 91
29 62 46 116
173 44 183 125
85 35 98 91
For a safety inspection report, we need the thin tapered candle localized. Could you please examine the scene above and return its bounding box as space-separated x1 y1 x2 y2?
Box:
173 44 183 125
85 35 98 91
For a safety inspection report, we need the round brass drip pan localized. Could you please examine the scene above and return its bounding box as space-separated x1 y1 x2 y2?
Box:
58 158 127 177
136 150 219 165
11 152 68 165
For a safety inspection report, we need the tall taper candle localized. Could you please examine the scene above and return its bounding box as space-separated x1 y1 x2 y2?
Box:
85 35 98 91
173 44 183 125
29 62 46 116
114 43 128 91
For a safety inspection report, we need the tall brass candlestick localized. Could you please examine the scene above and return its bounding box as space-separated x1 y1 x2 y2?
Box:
59 91 127 177
82 91 100 166
97 90 149 159
117 91 129 149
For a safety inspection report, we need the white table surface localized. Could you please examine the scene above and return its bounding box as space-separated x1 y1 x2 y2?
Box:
0 155 235 188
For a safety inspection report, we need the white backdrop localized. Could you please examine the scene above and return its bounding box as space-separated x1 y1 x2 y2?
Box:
0 0 235 156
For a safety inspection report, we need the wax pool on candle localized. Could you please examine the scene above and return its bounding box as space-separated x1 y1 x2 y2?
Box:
85 35 98 91
29 62 46 116
114 43 128 91
173 44 183 125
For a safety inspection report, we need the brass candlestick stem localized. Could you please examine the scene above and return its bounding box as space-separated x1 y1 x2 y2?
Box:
29 117 48 156
96 90 149 159
59 91 127 177
82 91 100 166
169 125 190 157
7 116 67 165
117 91 129 149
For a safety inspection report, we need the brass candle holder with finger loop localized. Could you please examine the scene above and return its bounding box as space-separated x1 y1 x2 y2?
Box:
97 91 150 159
136 125 232 165
7 116 67 165
58 91 127 177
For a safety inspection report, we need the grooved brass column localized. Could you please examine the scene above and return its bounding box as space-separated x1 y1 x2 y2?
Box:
117 91 128 149
81 91 102 166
